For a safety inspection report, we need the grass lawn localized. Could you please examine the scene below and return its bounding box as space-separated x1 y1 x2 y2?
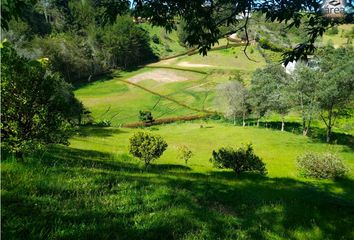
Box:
2 122 354 239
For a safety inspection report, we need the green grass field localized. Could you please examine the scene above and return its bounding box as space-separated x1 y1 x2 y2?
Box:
2 122 354 239
2 24 354 240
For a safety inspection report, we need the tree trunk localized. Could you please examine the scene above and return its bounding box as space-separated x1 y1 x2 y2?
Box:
281 117 285 132
233 114 236 126
326 126 332 143
242 112 246 127
257 118 260 127
303 127 308 136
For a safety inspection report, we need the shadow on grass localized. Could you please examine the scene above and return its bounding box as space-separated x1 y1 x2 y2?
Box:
76 126 128 138
255 121 354 149
2 146 354 240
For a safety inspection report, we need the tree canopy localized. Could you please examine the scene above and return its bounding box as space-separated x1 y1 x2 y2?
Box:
1 40 83 158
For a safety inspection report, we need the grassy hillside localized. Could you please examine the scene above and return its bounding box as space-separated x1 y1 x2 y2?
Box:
2 122 354 239
75 44 269 126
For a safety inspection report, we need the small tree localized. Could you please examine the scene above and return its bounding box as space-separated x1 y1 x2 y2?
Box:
216 75 250 126
177 145 193 164
129 132 168 166
210 144 267 175
139 110 154 124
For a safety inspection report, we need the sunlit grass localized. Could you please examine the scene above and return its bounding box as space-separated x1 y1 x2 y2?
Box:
2 122 354 239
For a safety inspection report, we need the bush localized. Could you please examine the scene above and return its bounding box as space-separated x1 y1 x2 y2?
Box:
327 26 339 35
139 110 154 124
177 145 193 164
95 120 111 127
210 144 267 175
129 132 168 166
296 152 349 179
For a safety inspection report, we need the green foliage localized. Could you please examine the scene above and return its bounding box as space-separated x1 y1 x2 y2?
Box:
297 152 350 179
250 64 290 129
95 120 111 127
216 77 250 126
315 46 354 142
151 34 160 44
258 37 285 52
102 15 157 69
289 64 320 135
33 33 101 83
1 41 83 158
139 111 154 124
327 26 339 35
177 145 193 164
177 19 189 47
210 144 267 175
129 131 168 166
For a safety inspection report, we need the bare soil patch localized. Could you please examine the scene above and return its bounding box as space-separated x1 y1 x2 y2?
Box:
128 69 188 83
177 61 212 68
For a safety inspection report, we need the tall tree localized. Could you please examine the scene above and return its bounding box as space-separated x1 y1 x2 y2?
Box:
316 46 354 142
102 15 156 69
289 63 320 136
250 64 290 131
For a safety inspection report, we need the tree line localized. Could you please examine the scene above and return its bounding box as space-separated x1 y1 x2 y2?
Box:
217 45 354 142
2 0 157 84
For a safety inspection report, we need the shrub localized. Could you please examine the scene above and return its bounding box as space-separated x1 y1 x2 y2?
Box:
95 120 111 127
129 132 168 166
139 110 154 124
177 145 193 164
296 152 349 179
210 144 267 175
327 26 339 35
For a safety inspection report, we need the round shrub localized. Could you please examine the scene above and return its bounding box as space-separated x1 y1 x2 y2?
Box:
296 152 349 179
210 144 267 175
129 132 168 166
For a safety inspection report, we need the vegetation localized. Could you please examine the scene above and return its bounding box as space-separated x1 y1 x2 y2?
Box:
177 145 193 165
297 152 350 179
210 144 267 175
129 131 168 166
216 76 250 126
103 15 157 69
139 110 154 124
2 1 354 239
1 41 83 159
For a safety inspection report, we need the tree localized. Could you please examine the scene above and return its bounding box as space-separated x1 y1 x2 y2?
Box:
1 41 84 159
129 132 168 167
250 64 290 131
177 145 193 165
249 69 272 127
102 15 157 69
289 64 320 136
217 75 249 126
316 46 354 142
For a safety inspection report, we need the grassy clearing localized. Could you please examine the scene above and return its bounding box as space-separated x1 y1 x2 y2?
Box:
2 122 354 239
74 46 268 126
